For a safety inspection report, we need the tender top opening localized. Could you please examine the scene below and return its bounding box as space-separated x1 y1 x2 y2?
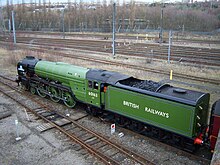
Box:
118 77 164 92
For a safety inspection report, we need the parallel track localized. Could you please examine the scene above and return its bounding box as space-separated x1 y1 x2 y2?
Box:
1 36 220 67
0 75 155 165
0 40 219 85
16 31 220 45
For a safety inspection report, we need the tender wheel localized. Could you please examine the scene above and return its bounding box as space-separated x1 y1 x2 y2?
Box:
37 84 47 98
86 106 92 114
30 86 36 94
115 115 128 127
49 87 61 103
86 106 98 116
62 92 76 108
130 121 145 133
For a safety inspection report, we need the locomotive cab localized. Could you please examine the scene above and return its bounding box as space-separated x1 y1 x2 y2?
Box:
86 79 101 107
85 69 130 109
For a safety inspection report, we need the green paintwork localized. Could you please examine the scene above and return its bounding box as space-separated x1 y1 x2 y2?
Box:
85 80 101 107
105 86 197 138
34 60 210 139
35 61 89 102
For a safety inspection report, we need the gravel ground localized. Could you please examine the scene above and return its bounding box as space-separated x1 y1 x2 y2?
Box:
0 95 99 165
77 116 205 165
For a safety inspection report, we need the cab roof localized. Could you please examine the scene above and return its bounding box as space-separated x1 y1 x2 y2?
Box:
86 69 130 85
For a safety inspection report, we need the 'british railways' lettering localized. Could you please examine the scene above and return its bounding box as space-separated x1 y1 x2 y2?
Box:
123 101 139 109
122 100 170 119
145 107 169 118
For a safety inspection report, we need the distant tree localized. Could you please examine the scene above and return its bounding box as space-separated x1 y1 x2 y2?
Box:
2 1 219 32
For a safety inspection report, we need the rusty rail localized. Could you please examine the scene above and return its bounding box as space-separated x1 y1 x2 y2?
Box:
0 75 155 165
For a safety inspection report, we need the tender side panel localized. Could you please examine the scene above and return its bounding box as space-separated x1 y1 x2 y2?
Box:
105 86 195 138
35 61 89 102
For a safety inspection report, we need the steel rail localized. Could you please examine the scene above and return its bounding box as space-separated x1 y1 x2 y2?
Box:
1 41 219 85
27 46 220 85
14 31 220 45
33 96 154 165
15 40 220 66
0 76 155 165
2 36 219 67
15 39 220 66
0 82 125 165
1 36 220 55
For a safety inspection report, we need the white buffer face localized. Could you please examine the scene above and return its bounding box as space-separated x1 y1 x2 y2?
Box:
18 65 24 71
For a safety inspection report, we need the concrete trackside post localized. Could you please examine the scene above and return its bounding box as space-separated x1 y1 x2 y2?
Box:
111 123 115 135
15 119 21 141
24 109 30 121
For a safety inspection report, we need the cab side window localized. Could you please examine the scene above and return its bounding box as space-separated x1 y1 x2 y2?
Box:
88 81 93 88
88 81 98 90
94 82 98 90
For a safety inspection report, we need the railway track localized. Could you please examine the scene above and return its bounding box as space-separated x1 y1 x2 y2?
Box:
3 41 218 85
16 31 220 45
1 36 220 67
0 75 155 165
0 74 211 165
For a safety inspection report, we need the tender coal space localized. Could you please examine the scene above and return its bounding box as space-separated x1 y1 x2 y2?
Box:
119 77 163 92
